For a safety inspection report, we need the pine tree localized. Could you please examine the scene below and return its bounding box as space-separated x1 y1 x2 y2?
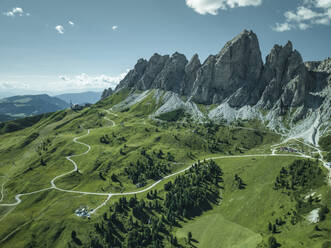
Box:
272 224 277 233
187 232 192 244
268 222 272 231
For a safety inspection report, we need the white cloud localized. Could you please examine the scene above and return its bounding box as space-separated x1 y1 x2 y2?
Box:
299 22 310 29
284 6 322 22
272 22 293 32
59 75 69 81
273 0 331 31
313 16 330 24
112 25 118 31
4 12 14 17
0 81 30 90
185 0 262 15
55 25 65 34
316 0 331 8
68 21 75 26
12 7 23 14
3 7 30 17
0 71 129 95
58 71 128 90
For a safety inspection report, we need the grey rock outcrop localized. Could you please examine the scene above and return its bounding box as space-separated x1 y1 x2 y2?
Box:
258 41 309 110
111 30 330 139
116 30 265 107
191 30 263 106
101 87 114 99
152 52 188 93
183 54 201 96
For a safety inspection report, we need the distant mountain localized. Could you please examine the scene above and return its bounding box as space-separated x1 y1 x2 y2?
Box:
0 94 69 122
55 91 102 105
114 29 330 145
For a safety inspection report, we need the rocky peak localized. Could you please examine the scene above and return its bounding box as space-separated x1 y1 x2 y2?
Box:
185 54 201 72
135 53 170 90
112 30 329 125
101 87 113 99
152 52 188 93
305 58 331 74
190 30 263 105
134 58 148 74
183 54 201 96
258 39 309 110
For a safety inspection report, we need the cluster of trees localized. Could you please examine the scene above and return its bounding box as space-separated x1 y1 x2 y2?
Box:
164 160 223 218
34 136 53 167
268 217 286 234
124 149 175 185
193 122 224 153
319 205 330 221
100 132 126 145
125 159 171 185
89 159 223 247
268 236 281 248
100 134 110 144
274 160 324 192
234 174 246 189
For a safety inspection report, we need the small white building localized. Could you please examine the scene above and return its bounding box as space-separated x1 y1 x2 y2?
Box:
75 207 91 218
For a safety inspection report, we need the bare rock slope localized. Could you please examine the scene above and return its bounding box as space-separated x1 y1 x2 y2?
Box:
113 30 330 144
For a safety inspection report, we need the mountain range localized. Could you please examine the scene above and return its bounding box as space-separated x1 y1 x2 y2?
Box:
0 94 69 122
55 91 102 105
110 30 330 145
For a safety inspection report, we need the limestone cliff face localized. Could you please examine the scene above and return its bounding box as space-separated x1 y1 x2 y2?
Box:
191 30 263 106
114 30 330 128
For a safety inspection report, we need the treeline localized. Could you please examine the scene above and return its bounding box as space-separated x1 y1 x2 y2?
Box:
100 132 126 145
125 160 171 185
274 159 324 193
164 159 223 219
124 149 175 185
88 159 223 248
266 159 328 246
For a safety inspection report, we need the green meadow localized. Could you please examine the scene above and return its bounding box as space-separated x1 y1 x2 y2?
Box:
0 90 330 247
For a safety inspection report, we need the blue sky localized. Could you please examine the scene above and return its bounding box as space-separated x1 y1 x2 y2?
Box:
0 0 330 96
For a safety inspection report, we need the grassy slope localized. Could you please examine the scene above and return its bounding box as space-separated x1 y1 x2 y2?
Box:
176 156 331 248
0 89 330 247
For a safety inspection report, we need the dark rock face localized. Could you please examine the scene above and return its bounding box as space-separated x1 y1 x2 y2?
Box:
152 52 188 93
191 30 263 106
135 54 169 90
258 41 309 109
101 87 113 99
117 58 148 90
114 30 330 118
183 54 201 96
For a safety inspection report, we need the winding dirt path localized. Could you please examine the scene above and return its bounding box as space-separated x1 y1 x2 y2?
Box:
0 111 329 216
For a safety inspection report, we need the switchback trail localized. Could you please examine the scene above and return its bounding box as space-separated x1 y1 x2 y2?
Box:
0 111 329 218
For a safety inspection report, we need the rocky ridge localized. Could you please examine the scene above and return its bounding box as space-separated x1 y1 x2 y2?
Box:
112 30 330 144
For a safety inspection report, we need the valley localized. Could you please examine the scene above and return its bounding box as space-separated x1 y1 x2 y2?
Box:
0 88 330 247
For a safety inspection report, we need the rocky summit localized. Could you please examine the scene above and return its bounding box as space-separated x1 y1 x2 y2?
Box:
114 30 330 144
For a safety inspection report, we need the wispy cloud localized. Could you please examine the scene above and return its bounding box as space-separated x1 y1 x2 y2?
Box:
58 71 129 90
55 25 65 34
273 22 293 32
185 0 262 15
0 71 129 94
68 20 75 26
112 25 118 31
3 7 30 17
0 81 30 90
273 0 331 32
